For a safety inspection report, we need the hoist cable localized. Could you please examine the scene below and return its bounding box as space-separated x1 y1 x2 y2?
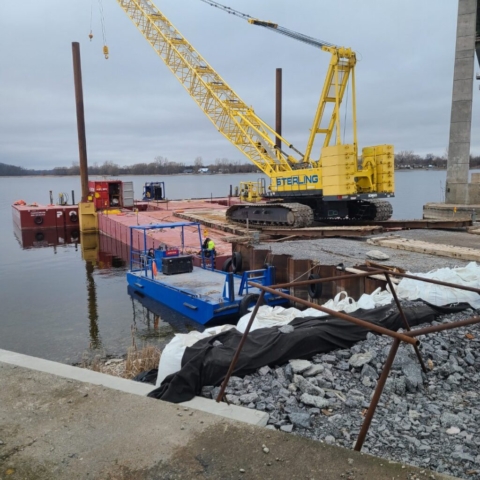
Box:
199 0 336 50
97 0 109 58
98 0 108 46
89 1 94 40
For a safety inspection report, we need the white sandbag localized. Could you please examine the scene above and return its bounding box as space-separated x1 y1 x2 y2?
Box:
299 307 330 317
156 324 235 386
356 293 376 310
332 291 357 313
370 287 394 307
204 324 237 336
396 262 480 309
236 305 306 333
236 292 358 333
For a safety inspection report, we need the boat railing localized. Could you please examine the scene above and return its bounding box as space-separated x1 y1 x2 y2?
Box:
238 266 275 295
130 248 156 279
128 221 223 277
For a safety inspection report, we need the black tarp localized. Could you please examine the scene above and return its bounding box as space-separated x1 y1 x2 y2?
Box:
148 303 469 403
133 369 158 384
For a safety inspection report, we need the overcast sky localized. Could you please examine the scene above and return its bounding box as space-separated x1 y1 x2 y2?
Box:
0 0 478 169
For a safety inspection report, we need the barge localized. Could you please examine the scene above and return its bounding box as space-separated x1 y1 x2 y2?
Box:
12 201 79 230
127 222 289 325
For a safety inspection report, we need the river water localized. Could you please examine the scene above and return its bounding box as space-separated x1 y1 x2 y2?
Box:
0 170 466 362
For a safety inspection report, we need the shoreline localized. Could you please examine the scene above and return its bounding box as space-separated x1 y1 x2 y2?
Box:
0 168 463 179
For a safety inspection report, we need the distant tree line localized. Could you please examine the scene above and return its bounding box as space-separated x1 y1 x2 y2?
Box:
0 156 260 176
2 151 480 176
0 163 37 176
394 150 480 169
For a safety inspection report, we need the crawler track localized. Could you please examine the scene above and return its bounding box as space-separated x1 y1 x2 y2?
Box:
226 199 393 228
369 200 393 221
226 203 314 228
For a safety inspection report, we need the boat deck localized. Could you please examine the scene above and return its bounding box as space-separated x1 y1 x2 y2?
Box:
132 266 260 304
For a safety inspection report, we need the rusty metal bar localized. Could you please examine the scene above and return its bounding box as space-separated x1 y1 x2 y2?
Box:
383 272 427 373
404 316 480 337
272 269 385 290
354 338 400 451
366 268 480 295
215 290 266 403
384 272 411 331
249 282 418 346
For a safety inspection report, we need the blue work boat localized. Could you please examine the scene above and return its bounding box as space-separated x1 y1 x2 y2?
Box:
127 222 288 325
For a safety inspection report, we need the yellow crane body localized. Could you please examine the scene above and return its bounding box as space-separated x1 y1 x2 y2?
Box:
116 0 394 225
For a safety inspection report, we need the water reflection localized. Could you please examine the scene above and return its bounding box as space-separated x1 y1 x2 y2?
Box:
128 286 203 344
85 260 102 349
88 236 203 351
9 220 204 360
13 222 80 250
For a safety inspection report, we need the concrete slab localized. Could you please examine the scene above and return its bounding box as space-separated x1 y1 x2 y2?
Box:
423 202 480 220
0 348 153 396
0 349 268 427
0 361 459 480
181 396 268 427
397 226 480 250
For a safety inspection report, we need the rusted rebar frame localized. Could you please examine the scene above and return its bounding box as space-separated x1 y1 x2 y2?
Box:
355 314 480 450
216 271 419 402
215 267 480 452
383 272 427 373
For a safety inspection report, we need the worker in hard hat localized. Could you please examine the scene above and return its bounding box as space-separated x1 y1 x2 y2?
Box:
202 237 216 258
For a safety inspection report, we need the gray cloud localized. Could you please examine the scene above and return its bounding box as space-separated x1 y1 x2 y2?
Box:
0 0 478 170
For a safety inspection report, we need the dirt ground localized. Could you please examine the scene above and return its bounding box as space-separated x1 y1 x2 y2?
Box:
0 362 459 480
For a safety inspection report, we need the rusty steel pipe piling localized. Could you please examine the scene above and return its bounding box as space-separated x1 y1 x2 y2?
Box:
275 68 282 151
216 290 266 403
72 42 89 202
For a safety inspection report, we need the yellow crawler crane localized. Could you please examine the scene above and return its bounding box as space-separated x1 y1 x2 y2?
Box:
116 0 394 227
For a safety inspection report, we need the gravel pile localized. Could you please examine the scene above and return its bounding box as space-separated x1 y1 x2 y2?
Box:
202 303 480 479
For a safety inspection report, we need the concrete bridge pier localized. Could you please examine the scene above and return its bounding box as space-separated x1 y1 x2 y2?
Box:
424 0 480 219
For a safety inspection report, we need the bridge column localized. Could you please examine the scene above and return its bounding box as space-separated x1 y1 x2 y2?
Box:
446 0 478 204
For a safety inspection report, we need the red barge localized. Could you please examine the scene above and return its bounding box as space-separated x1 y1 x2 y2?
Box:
12 179 235 263
12 202 79 230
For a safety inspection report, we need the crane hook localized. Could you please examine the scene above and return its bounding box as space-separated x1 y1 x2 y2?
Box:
103 45 109 59
89 31 94 41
